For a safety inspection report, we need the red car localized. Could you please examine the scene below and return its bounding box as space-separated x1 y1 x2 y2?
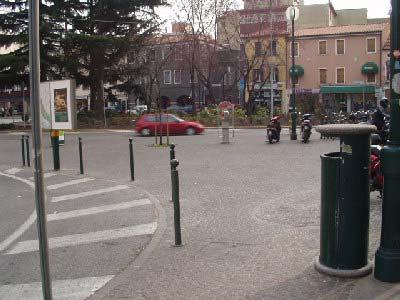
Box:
135 114 204 136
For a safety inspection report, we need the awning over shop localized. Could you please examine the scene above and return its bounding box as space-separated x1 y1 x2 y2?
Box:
289 65 304 78
320 85 376 94
361 62 379 74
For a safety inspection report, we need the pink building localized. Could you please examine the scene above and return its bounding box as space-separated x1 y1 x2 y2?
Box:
288 23 389 114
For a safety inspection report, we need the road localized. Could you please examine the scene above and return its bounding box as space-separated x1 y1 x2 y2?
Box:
0 128 385 299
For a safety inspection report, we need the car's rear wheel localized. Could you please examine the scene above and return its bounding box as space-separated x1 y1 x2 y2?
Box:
140 128 151 136
186 127 196 135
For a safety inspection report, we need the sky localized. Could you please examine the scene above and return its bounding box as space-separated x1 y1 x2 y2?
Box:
157 0 391 28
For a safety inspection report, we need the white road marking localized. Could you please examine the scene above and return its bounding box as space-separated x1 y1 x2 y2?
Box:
8 132 28 136
108 130 134 133
52 185 129 203
29 173 57 180
4 168 23 175
0 172 36 252
0 275 113 300
7 222 157 254
46 178 95 190
47 199 151 221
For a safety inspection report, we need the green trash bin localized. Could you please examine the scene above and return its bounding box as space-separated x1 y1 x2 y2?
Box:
315 124 376 278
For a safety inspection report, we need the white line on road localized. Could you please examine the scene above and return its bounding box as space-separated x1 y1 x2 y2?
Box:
0 172 36 252
4 168 23 175
52 185 129 203
29 172 57 180
47 199 151 221
0 275 113 300
108 130 134 133
6 222 157 255
46 177 95 190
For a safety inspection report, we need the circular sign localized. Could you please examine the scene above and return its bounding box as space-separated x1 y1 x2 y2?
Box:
286 6 299 21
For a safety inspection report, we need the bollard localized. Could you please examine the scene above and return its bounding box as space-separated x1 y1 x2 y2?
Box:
21 135 26 166
129 138 135 181
169 144 176 202
78 137 84 175
171 159 182 246
51 130 60 171
25 135 31 167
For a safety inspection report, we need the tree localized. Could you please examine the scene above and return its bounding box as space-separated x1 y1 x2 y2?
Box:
64 0 166 115
0 0 65 88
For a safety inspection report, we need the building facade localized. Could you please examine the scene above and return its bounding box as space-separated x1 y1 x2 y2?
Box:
288 23 389 114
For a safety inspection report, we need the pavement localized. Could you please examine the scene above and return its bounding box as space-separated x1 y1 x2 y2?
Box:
0 128 399 299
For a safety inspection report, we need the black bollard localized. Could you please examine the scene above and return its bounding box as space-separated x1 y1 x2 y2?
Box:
25 135 31 167
21 135 26 166
169 144 176 202
171 159 182 246
129 138 135 181
78 137 84 175
51 130 60 171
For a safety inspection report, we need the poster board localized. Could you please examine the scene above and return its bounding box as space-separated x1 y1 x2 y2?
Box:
40 79 77 130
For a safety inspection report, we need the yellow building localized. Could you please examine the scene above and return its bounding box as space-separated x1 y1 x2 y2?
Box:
242 34 289 114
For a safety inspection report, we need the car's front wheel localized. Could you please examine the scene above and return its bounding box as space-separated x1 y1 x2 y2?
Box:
186 127 196 135
140 128 151 136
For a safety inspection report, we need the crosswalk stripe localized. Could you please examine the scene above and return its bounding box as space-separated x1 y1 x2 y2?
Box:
4 168 22 175
29 173 57 180
46 178 95 190
0 275 113 300
47 199 151 221
6 222 157 255
52 185 129 203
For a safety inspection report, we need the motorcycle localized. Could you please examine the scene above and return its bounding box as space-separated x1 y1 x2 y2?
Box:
300 114 312 143
266 116 281 144
370 144 383 196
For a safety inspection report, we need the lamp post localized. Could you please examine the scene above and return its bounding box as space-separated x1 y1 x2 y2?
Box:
374 0 400 283
286 4 299 140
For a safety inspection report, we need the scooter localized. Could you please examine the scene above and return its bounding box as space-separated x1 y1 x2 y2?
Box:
266 116 281 144
370 144 383 197
300 114 312 143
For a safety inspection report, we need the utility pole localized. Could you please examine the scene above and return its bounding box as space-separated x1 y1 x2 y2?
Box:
269 0 274 119
374 0 400 283
28 0 52 298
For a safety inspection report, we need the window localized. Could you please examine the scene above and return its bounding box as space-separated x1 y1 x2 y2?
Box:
336 39 345 55
367 37 376 53
174 70 181 84
367 73 376 83
144 115 156 122
164 70 172 84
148 49 156 62
291 42 299 57
271 40 278 56
253 69 263 82
224 66 233 85
336 68 345 84
318 40 327 55
255 41 262 56
272 67 279 82
319 68 327 84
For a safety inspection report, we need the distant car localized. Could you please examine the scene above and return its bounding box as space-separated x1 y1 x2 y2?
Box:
126 105 148 115
167 105 194 114
135 114 204 136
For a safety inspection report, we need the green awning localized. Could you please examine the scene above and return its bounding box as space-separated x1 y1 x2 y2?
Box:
361 62 379 74
320 85 375 94
289 65 304 78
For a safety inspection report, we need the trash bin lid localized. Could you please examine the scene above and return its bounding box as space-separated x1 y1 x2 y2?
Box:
316 124 376 137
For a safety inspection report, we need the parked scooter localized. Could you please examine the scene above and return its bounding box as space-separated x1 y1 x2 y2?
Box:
300 114 312 143
266 116 281 144
370 136 384 196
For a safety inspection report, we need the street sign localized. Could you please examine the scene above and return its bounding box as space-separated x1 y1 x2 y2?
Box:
286 6 299 21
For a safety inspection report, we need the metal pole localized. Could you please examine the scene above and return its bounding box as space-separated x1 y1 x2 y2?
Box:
21 135 26 166
25 135 31 167
374 0 400 282
78 137 84 175
28 0 52 297
170 144 175 202
171 159 182 246
270 0 274 120
129 138 135 181
51 131 60 171
290 14 297 140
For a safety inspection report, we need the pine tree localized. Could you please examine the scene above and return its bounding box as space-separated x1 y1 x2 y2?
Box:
64 0 165 114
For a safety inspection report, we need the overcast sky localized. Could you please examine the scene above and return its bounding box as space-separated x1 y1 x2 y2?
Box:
157 0 391 26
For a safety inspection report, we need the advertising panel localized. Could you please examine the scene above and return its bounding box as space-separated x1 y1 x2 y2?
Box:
40 79 77 130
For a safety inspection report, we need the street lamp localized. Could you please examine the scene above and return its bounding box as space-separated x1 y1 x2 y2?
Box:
286 4 299 140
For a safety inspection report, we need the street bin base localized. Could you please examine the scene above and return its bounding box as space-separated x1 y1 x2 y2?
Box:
314 257 373 278
374 248 400 282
